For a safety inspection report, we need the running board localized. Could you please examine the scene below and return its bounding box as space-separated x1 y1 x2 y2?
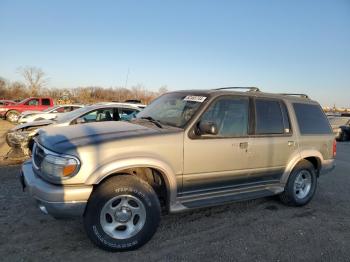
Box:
179 185 283 209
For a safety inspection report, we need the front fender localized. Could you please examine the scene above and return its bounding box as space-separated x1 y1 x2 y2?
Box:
85 157 179 206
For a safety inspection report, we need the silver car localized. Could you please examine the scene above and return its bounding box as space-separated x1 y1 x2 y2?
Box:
18 104 84 124
7 102 141 156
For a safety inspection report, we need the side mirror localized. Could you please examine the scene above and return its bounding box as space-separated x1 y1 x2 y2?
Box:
198 121 218 135
76 117 86 124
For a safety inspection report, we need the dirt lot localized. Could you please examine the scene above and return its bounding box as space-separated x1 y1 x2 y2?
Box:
0 119 12 158
0 119 26 166
0 120 349 261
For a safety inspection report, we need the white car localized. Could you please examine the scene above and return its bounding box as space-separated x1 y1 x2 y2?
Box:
18 104 84 124
6 102 143 155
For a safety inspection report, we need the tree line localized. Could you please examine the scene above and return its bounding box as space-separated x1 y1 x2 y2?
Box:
0 67 167 104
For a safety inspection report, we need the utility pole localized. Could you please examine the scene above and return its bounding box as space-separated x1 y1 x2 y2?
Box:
124 68 130 89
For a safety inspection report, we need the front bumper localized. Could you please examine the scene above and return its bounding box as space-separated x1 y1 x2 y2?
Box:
21 161 93 218
320 159 336 176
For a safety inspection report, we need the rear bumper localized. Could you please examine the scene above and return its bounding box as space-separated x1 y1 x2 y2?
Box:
320 159 336 176
21 161 93 218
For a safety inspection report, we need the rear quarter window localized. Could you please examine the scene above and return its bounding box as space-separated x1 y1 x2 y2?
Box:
42 98 51 106
293 103 332 134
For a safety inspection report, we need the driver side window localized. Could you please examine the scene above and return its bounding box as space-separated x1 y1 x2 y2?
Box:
200 97 249 137
25 99 39 106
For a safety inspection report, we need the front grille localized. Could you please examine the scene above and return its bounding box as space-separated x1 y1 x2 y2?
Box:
33 143 45 169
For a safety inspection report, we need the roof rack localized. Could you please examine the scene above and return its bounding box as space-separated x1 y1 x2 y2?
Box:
215 87 260 92
279 93 310 99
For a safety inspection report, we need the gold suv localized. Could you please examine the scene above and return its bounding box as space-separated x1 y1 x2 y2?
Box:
21 87 336 251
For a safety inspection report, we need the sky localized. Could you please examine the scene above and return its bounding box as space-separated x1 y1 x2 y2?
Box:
0 0 349 107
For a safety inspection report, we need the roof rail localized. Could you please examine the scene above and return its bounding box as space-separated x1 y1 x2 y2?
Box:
279 93 310 99
215 87 260 92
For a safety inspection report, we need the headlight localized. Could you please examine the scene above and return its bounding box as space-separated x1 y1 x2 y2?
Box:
40 154 79 180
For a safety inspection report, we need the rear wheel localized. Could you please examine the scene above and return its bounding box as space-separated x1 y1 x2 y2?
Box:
280 160 317 206
6 110 20 123
340 131 349 142
84 175 161 251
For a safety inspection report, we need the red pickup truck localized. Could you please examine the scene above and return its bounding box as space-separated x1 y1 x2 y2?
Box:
0 97 54 123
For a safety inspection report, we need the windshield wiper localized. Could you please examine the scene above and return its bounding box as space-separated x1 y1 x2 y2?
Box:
140 116 163 128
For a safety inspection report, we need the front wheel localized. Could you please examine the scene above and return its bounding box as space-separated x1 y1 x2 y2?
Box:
83 175 161 251
280 160 317 206
6 110 20 123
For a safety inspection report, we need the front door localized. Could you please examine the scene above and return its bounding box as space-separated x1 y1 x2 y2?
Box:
182 96 252 196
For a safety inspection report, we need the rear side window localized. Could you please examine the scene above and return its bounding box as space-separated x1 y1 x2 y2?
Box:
293 103 332 134
42 99 51 106
255 99 284 134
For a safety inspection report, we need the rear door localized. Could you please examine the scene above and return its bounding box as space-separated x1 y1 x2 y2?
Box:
41 98 52 110
247 98 297 183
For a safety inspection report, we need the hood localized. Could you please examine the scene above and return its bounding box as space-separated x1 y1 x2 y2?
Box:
11 119 54 131
37 121 177 153
21 110 42 115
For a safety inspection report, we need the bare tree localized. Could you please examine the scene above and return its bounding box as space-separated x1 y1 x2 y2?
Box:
18 66 48 96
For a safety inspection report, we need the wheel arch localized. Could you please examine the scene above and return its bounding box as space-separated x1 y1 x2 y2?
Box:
281 150 323 184
86 158 178 212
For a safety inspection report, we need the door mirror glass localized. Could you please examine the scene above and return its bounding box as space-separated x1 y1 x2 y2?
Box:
198 121 218 135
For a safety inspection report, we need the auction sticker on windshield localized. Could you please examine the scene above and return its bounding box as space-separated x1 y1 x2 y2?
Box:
183 96 207 103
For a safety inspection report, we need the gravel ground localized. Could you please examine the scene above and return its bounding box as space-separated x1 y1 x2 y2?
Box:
0 142 350 261
0 119 26 166
0 119 12 159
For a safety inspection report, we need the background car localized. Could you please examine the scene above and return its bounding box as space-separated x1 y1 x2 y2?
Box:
328 116 350 141
6 102 142 156
0 97 54 122
0 99 16 106
18 104 84 124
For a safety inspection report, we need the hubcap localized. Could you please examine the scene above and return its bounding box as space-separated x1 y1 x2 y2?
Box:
100 195 146 239
115 207 132 223
294 170 312 200
8 113 19 122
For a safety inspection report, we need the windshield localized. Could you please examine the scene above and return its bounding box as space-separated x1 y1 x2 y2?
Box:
329 117 350 126
55 106 93 122
18 98 30 104
136 93 208 128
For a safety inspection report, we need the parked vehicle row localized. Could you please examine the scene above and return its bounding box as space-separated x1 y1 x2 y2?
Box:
328 116 350 141
18 104 84 124
19 88 336 252
6 102 143 156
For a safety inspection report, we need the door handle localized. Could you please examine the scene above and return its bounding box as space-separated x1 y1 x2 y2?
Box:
288 141 296 147
239 142 249 149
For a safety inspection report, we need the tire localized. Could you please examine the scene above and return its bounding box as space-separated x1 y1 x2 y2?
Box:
6 110 20 123
341 132 349 142
83 175 161 252
280 160 317 206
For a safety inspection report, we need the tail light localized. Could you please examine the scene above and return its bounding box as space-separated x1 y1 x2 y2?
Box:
333 139 337 158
